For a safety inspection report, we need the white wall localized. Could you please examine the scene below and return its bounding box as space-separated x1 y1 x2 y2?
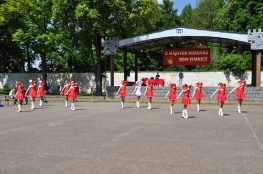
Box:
0 71 262 92
111 71 259 87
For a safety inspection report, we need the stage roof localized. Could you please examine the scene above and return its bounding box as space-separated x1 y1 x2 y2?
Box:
118 27 250 53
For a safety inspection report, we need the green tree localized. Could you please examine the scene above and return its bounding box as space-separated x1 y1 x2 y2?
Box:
191 0 224 29
180 4 193 27
217 53 252 82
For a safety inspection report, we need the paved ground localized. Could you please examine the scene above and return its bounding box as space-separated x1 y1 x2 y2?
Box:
0 100 263 174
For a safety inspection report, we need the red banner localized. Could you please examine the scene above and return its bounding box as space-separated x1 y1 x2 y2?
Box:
163 48 210 65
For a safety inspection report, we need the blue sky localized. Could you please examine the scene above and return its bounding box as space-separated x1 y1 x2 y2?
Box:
158 0 196 15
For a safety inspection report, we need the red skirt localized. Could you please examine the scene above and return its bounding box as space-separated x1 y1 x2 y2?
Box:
181 97 191 105
28 90 37 97
69 92 77 99
169 94 176 100
194 92 203 99
15 93 25 100
236 93 245 99
145 91 154 97
37 90 45 96
217 95 227 102
119 91 126 97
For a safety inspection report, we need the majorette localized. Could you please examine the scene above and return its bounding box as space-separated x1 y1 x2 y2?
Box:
116 80 127 109
25 79 37 109
15 81 25 112
132 80 142 108
192 81 203 112
211 82 227 116
164 83 176 114
144 80 154 109
177 83 192 119
228 79 246 113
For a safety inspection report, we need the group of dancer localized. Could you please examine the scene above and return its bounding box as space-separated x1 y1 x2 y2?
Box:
117 79 246 119
60 80 79 111
13 79 79 112
13 80 45 112
12 78 246 116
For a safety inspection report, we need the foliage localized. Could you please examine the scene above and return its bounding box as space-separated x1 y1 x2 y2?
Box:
216 53 252 78
0 0 262 84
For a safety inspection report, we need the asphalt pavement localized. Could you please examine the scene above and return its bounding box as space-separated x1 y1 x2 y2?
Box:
0 101 263 174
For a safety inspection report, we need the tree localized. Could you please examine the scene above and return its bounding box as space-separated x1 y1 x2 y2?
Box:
216 53 252 83
191 0 224 29
0 0 27 72
180 4 193 27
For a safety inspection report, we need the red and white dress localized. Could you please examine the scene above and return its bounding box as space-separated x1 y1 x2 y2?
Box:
235 85 245 99
169 88 176 100
194 86 203 99
118 84 126 97
28 83 37 97
145 85 154 97
181 89 191 105
217 88 227 102
37 83 45 96
68 86 77 99
15 86 25 99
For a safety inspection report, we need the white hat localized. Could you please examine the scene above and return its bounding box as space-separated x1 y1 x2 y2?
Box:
29 80 32 82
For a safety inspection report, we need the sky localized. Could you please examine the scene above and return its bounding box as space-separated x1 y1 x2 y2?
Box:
158 0 196 15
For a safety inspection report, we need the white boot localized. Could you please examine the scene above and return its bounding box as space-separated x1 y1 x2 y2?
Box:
65 101 68 107
218 109 221 116
170 106 173 114
185 109 188 119
17 104 22 112
121 102 124 109
137 101 140 108
72 103 75 111
182 110 185 118
39 100 42 107
148 103 151 110
237 106 241 113
197 104 200 111
31 102 35 109
220 108 223 116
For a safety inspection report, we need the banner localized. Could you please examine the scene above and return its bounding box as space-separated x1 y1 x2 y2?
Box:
163 48 210 65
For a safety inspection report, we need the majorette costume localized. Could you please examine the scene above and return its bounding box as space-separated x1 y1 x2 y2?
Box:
229 79 246 113
134 81 142 108
236 80 246 99
168 83 176 114
117 80 127 109
168 83 176 100
66 81 77 111
216 83 227 102
118 81 127 97
27 80 37 109
135 82 142 97
181 85 191 105
178 84 192 119
215 82 227 116
61 80 70 107
15 81 25 112
193 82 203 111
145 80 154 109
37 80 45 106
145 82 154 97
